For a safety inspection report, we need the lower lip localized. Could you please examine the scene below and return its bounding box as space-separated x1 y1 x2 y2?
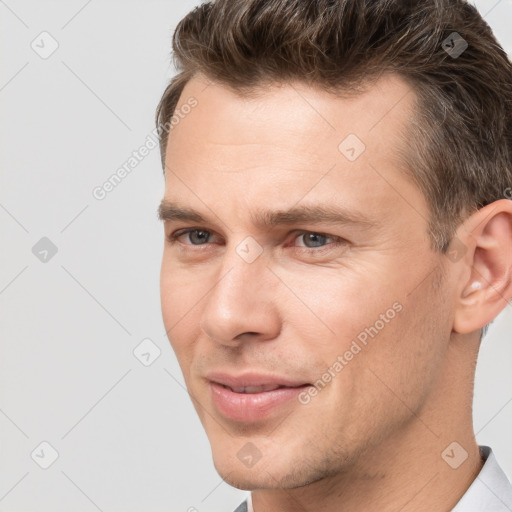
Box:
209 382 309 422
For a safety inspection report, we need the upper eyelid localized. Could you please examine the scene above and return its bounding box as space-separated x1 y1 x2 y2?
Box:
170 227 220 240
169 227 342 244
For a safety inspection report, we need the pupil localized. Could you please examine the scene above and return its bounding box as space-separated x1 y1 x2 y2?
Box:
191 230 209 244
305 233 325 247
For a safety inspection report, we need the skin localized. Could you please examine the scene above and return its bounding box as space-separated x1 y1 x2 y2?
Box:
159 73 512 512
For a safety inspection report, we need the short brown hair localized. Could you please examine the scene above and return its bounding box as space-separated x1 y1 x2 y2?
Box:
155 0 512 252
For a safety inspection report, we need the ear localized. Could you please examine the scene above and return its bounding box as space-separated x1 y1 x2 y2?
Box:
452 199 512 334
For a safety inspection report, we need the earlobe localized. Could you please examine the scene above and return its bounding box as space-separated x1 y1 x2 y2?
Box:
452 200 512 335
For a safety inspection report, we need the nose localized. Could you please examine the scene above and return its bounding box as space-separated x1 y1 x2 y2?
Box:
199 244 281 347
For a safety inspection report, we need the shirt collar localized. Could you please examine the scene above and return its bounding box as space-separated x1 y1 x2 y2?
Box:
452 445 512 511
246 491 253 512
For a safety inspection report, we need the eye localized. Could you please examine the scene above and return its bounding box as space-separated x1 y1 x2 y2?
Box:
294 231 337 248
166 228 345 253
168 228 215 245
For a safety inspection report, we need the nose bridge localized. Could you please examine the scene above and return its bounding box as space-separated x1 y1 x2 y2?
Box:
208 240 267 313
200 239 277 342
222 231 267 283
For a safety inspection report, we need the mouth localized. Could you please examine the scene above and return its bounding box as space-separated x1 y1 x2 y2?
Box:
217 383 304 393
206 372 312 422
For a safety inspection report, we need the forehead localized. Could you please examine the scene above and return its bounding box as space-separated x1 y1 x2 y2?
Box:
163 73 423 227
167 72 416 157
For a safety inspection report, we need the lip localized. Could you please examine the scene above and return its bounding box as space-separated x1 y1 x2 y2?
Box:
206 371 309 389
206 372 311 422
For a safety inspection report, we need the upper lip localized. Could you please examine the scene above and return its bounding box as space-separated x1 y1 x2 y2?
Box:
206 371 310 390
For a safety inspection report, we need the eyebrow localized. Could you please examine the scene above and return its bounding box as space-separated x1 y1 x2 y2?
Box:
158 200 374 230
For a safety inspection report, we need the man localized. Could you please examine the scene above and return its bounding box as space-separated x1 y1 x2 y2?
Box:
156 0 512 510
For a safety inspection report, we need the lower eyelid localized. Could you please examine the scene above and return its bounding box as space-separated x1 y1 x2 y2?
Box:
292 241 345 254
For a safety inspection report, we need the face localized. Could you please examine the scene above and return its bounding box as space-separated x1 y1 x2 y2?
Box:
159 74 455 489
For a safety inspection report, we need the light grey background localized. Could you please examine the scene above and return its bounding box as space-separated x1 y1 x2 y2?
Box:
0 1 511 511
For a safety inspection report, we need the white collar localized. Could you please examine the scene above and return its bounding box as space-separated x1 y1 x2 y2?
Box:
246 491 253 512
452 445 512 511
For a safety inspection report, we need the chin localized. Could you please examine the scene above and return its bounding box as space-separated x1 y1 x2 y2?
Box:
210 447 285 489
216 470 264 491
211 447 331 491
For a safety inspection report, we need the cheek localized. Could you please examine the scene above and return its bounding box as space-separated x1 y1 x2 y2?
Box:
281 263 442 405
160 258 202 356
160 256 199 321
278 265 402 355
346 275 450 416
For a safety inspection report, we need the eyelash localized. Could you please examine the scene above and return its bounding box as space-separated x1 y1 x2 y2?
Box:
166 228 346 254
